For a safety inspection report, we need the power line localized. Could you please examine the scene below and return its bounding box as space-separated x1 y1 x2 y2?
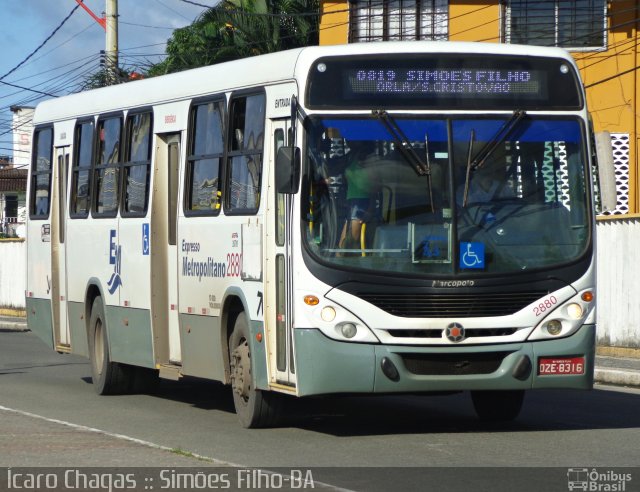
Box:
0 4 81 81
0 80 58 98
120 20 177 30
9 53 97 86
14 22 96 74
178 0 212 8
0 147 29 154
154 0 194 21
585 63 640 89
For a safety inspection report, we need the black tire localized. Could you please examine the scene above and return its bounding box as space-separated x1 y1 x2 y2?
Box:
229 312 282 428
471 390 525 422
88 296 131 395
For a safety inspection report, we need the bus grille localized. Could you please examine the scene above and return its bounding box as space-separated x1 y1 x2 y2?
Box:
359 291 546 318
386 328 519 339
401 351 513 376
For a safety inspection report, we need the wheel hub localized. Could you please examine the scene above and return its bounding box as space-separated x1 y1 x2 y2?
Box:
231 340 251 401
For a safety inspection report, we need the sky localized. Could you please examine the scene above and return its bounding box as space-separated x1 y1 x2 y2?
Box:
0 0 221 160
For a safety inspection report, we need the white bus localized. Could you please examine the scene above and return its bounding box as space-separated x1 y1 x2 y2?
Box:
26 42 612 427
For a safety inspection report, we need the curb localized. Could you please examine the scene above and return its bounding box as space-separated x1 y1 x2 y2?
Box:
0 316 28 332
594 368 640 388
0 321 28 332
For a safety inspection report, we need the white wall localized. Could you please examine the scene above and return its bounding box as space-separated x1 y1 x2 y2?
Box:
0 239 25 309
0 222 635 347
596 217 640 348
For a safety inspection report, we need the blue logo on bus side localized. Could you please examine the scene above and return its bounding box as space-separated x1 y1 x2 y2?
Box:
142 223 150 255
107 229 123 294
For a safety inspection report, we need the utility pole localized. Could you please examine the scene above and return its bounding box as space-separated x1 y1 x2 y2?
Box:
105 0 119 85
75 0 118 85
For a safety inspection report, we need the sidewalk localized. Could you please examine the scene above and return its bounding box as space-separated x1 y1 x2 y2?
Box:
594 354 640 387
2 316 639 388
0 315 29 332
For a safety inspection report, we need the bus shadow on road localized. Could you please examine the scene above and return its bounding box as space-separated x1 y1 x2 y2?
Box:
283 387 640 436
148 377 237 414
135 376 640 435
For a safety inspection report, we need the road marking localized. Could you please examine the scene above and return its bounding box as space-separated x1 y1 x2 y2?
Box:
0 404 353 491
0 404 231 464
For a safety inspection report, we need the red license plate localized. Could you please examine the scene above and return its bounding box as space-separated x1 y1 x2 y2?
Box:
538 357 585 375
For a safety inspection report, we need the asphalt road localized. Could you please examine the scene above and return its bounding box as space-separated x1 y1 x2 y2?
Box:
1 330 639 491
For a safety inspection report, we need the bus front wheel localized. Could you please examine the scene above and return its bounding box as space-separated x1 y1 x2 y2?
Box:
88 296 130 395
471 390 525 421
229 312 281 428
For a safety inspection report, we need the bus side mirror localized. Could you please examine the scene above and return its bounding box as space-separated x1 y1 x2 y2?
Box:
594 131 617 213
276 146 301 194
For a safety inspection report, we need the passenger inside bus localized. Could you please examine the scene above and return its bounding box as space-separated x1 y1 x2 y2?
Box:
338 141 381 252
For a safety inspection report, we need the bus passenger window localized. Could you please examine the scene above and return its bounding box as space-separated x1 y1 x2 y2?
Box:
185 100 224 213
94 116 122 216
226 93 265 213
29 127 53 219
71 121 93 217
122 112 152 215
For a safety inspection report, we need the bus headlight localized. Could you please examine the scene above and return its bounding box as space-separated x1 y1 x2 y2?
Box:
340 323 357 339
527 290 594 341
303 295 379 343
321 306 336 322
566 303 583 319
545 319 563 336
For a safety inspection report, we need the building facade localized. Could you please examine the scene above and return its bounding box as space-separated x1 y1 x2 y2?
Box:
320 0 639 214
0 166 27 237
1 106 31 237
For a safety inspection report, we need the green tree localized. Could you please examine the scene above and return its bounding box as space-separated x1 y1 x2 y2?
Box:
147 0 319 76
80 66 141 90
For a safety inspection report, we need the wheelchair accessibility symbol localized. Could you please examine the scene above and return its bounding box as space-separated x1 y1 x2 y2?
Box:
460 242 485 269
142 223 150 256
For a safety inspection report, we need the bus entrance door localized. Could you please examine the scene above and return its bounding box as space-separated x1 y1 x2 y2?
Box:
150 133 181 367
265 120 297 390
51 145 70 350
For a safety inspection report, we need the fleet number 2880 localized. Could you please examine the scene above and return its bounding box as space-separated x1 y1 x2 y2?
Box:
226 253 242 277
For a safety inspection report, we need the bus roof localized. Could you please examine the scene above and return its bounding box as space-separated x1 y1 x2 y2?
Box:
33 41 577 124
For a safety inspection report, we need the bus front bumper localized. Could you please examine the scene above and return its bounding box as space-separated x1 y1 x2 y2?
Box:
293 324 595 396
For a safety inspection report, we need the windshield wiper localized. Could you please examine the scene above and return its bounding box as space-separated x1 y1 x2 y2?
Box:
462 129 475 208
461 110 526 208
372 110 435 212
372 110 430 176
469 109 526 170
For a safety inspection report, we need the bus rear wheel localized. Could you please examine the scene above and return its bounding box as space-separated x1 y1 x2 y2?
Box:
88 296 130 395
229 312 281 428
471 390 525 421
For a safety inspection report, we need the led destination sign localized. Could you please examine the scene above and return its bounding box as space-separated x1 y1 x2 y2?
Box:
306 54 582 110
349 68 541 97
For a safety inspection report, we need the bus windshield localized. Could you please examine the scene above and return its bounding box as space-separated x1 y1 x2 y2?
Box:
303 115 589 276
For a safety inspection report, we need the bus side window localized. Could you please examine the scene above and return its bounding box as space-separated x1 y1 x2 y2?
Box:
70 120 94 218
93 115 123 217
185 99 225 214
29 127 54 219
122 112 153 216
226 92 266 213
